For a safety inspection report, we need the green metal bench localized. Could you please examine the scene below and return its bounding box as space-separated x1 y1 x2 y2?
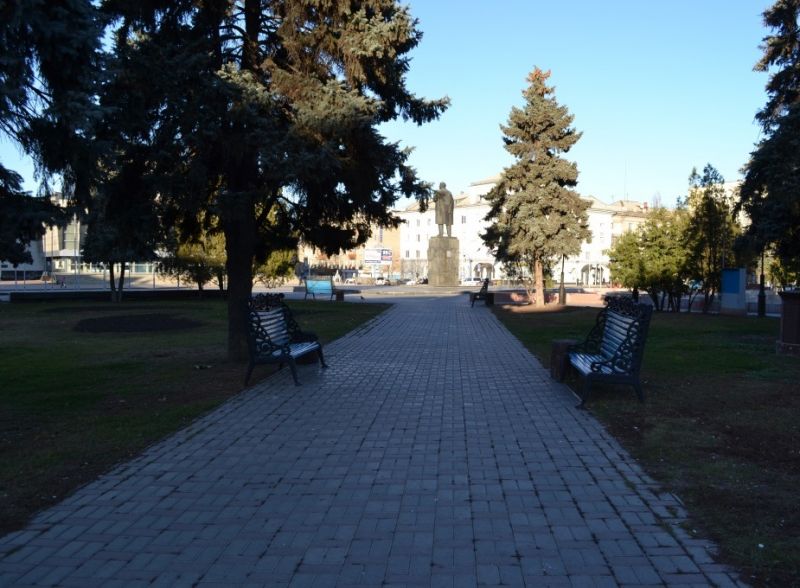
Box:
470 278 493 307
245 294 327 386
569 297 652 407
304 278 343 301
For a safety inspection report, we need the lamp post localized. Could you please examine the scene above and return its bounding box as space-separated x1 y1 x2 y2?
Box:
558 255 566 305
757 249 766 317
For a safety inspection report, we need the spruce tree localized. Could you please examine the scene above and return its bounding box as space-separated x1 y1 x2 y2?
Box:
483 68 589 307
99 0 448 359
739 0 800 268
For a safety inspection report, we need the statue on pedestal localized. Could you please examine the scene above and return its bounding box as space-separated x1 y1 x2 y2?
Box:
433 182 454 237
428 182 459 286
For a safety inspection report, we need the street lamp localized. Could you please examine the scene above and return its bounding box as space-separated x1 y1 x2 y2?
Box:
558 255 566 305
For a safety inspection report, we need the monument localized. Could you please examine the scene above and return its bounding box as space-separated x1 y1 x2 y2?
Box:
427 182 459 287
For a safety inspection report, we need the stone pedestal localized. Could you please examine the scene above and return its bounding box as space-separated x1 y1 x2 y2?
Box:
427 236 459 287
777 292 800 356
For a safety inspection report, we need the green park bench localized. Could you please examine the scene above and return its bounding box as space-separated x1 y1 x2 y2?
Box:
245 293 327 386
470 278 493 307
567 296 653 408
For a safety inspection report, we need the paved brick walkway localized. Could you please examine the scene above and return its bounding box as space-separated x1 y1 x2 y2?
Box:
0 295 742 587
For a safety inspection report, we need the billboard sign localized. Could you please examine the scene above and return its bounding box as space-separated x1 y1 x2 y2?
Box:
365 248 392 265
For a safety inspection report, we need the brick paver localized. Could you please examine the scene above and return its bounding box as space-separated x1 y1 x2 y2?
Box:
0 294 744 586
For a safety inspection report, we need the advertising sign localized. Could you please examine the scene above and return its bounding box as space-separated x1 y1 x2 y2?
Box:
365 248 392 265
364 249 382 264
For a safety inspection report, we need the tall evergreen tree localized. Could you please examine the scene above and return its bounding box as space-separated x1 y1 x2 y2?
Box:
0 1 101 260
100 0 447 359
754 0 800 130
739 0 800 268
483 68 589 307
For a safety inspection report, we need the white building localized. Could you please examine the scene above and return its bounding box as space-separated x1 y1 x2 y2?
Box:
395 175 650 284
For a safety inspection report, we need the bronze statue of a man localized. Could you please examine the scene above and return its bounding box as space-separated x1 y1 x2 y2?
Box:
433 182 454 237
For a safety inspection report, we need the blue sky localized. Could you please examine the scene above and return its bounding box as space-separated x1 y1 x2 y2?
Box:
1 1 772 206
382 0 772 206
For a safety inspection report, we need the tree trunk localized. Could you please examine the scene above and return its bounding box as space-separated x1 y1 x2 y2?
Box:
673 292 683 313
703 290 711 314
114 262 125 303
108 262 116 296
219 0 261 361
647 288 662 310
534 258 545 307
223 202 255 361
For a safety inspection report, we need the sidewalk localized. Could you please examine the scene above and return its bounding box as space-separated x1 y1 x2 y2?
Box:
0 294 742 586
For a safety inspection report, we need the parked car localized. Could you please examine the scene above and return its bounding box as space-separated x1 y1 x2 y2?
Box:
375 277 391 286
461 277 484 286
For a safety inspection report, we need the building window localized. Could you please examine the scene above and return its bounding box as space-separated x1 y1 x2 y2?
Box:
416 234 420 242
416 219 420 227
585 252 590 261
416 250 420 258
427 218 431 225
405 250 409 258
379 228 384 242
462 215 467 224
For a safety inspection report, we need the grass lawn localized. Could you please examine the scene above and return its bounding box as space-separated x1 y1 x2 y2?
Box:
494 304 800 587
0 297 388 535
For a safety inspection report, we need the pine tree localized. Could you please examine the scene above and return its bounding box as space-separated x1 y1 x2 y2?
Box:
739 0 800 268
483 68 589 307
100 0 447 359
